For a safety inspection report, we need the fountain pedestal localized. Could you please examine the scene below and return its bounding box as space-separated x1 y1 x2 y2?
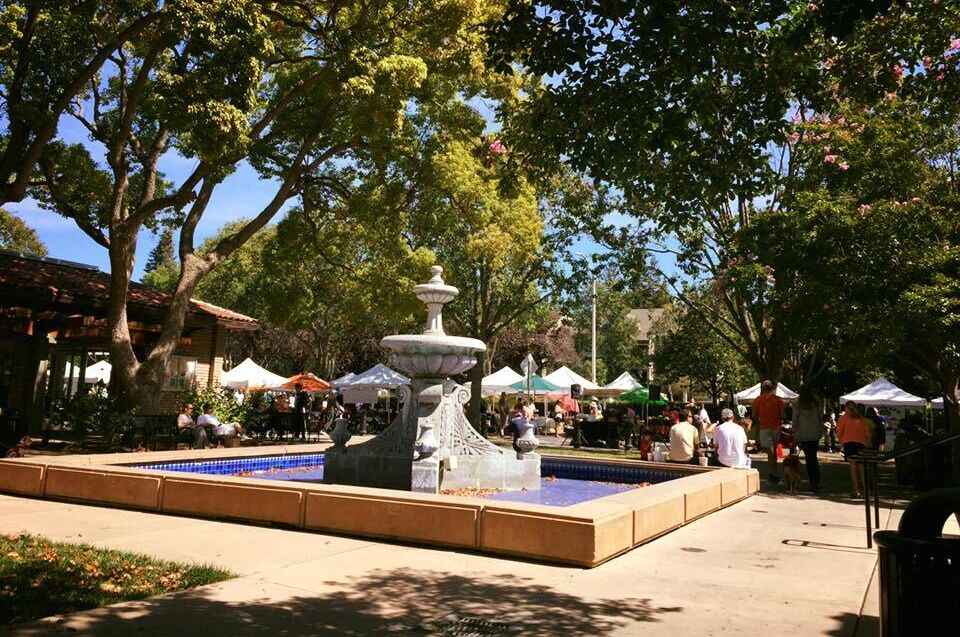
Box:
323 266 540 494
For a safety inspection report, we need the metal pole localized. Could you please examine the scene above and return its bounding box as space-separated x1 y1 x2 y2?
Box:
863 462 873 549
591 278 597 383
873 462 881 528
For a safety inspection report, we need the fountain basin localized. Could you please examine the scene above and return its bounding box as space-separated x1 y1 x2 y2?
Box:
0 445 759 567
381 333 485 377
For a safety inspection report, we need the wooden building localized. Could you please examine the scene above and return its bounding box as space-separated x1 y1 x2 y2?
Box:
0 250 258 432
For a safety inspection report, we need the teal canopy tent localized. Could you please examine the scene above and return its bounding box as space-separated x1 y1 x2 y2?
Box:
619 387 666 407
509 375 561 395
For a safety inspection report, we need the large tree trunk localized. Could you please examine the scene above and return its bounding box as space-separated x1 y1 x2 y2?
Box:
467 349 486 433
939 374 960 485
106 230 145 410
135 255 209 411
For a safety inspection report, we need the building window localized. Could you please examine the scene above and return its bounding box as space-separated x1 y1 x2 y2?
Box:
166 356 197 390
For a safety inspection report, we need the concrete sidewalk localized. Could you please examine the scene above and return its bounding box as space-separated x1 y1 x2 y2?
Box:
0 459 920 636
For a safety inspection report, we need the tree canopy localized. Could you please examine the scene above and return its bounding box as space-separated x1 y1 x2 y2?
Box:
0 207 44 255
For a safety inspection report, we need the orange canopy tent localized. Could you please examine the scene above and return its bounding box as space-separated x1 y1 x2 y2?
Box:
272 373 330 393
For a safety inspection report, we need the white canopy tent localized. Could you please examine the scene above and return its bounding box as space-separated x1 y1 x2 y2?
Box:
340 363 410 407
839 378 926 408
220 358 288 390
932 398 944 410
543 366 599 392
84 360 111 384
467 366 524 397
341 364 410 389
603 372 644 392
331 372 356 388
735 382 799 402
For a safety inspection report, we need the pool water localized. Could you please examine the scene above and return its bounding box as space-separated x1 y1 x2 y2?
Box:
133 454 683 507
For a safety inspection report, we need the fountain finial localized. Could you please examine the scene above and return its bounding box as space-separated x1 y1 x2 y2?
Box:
414 265 459 335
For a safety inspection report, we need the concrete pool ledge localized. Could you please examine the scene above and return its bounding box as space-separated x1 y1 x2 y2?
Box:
0 446 758 567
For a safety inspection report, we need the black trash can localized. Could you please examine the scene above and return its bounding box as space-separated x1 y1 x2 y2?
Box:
874 488 960 637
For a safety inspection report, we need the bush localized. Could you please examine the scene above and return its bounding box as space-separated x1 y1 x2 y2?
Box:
47 390 136 443
179 386 253 425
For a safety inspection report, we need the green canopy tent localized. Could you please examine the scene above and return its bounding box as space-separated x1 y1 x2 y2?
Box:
619 387 666 407
509 375 561 395
509 375 562 417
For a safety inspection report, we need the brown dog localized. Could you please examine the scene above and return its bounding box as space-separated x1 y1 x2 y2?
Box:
4 436 32 458
782 453 802 493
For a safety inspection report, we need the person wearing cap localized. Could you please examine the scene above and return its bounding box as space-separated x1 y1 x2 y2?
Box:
714 408 749 468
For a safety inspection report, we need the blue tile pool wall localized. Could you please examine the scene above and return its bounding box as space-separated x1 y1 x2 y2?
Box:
132 453 326 476
540 459 680 485
132 454 684 486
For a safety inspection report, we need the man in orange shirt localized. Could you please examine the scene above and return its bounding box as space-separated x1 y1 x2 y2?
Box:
753 380 785 484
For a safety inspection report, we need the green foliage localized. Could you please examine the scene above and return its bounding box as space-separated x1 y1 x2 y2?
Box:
0 533 232 625
179 386 251 426
652 302 753 403
0 207 44 255
48 391 135 442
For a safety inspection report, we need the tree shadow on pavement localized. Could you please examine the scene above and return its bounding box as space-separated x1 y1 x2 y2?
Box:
13 568 682 636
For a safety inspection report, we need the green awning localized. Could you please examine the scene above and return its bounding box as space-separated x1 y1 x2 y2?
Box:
619 387 667 406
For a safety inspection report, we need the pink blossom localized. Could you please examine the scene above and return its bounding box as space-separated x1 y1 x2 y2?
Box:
911 197 921 203
838 162 850 171
788 132 800 144
893 65 904 78
951 38 960 50
807 3 819 12
858 204 871 213
836 116 846 125
923 56 933 69
823 145 832 153
488 140 507 154
937 73 946 82
790 113 801 123
824 154 837 164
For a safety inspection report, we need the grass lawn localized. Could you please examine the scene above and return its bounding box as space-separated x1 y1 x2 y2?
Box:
0 533 232 624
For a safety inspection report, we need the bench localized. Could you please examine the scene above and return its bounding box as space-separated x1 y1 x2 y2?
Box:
125 415 181 451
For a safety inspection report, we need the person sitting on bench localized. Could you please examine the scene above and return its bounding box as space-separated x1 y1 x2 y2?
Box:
177 403 209 449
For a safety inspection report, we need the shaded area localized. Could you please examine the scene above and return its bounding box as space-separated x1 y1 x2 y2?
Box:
15 568 682 636
826 611 879 637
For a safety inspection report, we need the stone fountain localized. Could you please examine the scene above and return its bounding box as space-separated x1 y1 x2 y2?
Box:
323 266 540 494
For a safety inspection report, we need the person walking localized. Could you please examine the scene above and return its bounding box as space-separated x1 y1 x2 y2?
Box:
823 408 837 452
837 401 869 498
794 391 822 492
752 380 785 484
497 392 509 436
292 383 309 440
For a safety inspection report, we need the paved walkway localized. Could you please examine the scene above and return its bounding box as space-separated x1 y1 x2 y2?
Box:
0 460 949 636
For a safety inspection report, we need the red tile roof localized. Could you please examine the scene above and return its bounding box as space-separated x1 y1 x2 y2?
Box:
0 250 257 328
